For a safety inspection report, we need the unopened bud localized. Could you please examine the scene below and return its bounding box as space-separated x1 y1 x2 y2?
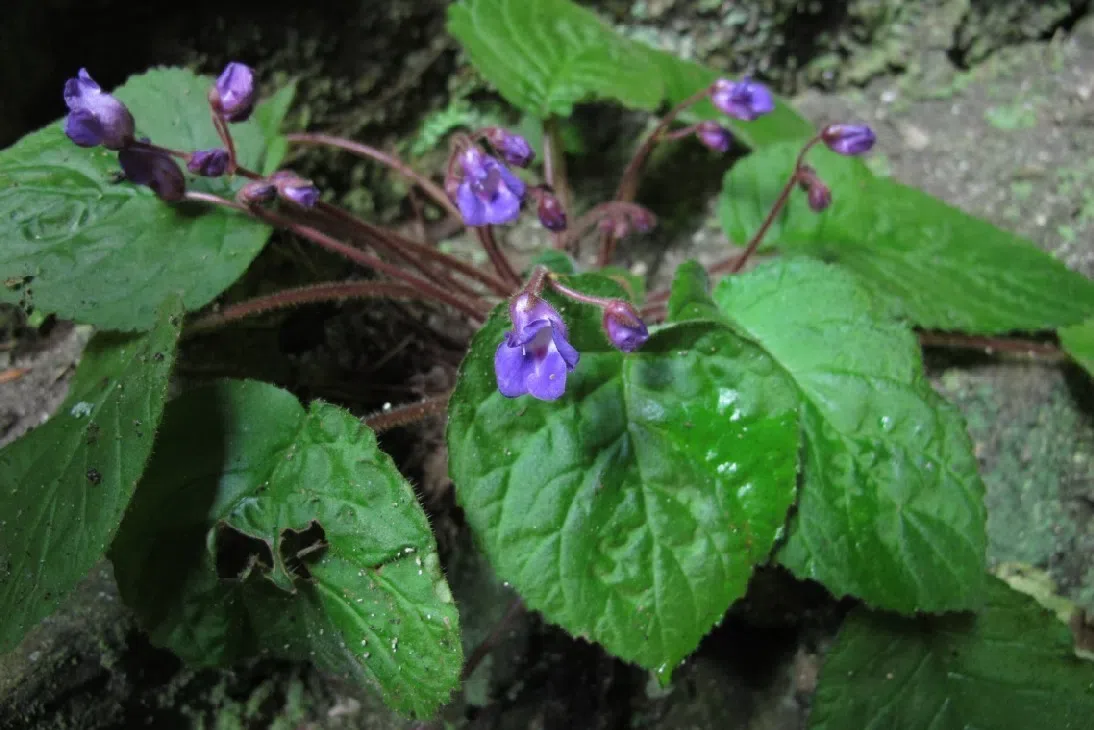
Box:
210 62 256 123
187 148 230 177
237 180 277 205
536 191 567 231
602 300 649 353
695 121 732 153
821 124 876 156
483 127 535 167
272 170 320 208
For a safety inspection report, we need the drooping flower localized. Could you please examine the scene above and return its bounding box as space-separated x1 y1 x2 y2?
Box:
454 147 525 226
494 293 579 401
63 69 135 150
187 148 230 177
210 62 256 122
483 127 535 167
118 145 185 201
602 300 649 353
237 179 277 205
821 124 876 156
535 190 567 231
710 77 775 121
695 121 732 152
272 170 321 208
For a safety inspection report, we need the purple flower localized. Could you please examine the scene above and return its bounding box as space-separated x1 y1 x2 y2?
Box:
696 121 732 152
483 127 535 167
495 294 579 401
272 170 320 208
536 190 567 231
455 148 525 227
602 300 649 353
187 148 230 177
821 124 876 156
211 62 256 123
118 145 185 202
710 77 775 121
63 69 135 150
237 180 277 205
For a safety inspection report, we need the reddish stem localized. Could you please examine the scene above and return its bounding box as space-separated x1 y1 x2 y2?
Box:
185 281 425 335
547 275 614 308
542 116 571 244
475 226 522 289
364 393 451 433
917 332 1065 360
286 132 459 218
461 597 525 681
183 192 488 322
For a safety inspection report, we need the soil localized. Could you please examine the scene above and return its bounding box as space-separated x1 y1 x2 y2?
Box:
3 2 1094 729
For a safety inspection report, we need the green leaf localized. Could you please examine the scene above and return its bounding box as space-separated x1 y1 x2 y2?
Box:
0 67 293 331
640 47 815 148
448 274 801 671
666 259 721 323
1060 319 1094 377
809 577 1094 730
251 78 298 176
720 142 1094 332
714 259 986 612
0 296 183 652
447 0 662 118
111 380 461 718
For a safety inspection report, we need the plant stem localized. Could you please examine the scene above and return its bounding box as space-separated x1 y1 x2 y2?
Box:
286 132 459 218
547 275 614 308
917 332 1065 360
184 281 425 335
364 393 451 433
542 116 571 216
183 192 488 322
461 597 525 681
317 202 513 297
475 226 522 289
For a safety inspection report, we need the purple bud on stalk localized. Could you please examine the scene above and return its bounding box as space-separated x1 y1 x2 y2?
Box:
821 124 876 156
454 147 525 226
186 148 230 177
602 300 649 353
118 145 185 202
63 69 135 150
210 62 256 123
237 180 277 206
797 165 832 212
494 293 579 401
272 170 320 208
695 121 732 152
710 77 775 121
483 127 535 167
536 191 567 231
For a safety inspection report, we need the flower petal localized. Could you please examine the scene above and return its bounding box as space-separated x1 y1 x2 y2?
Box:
508 318 551 347
64 110 103 147
456 180 489 226
551 323 580 368
525 345 569 401
483 185 522 225
495 340 530 398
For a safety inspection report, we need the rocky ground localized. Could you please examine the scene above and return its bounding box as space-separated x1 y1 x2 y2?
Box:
2 3 1094 729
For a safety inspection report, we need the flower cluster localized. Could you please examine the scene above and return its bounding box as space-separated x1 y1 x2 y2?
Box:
62 63 319 208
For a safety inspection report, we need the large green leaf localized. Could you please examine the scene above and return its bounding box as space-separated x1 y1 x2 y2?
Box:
447 0 662 118
110 380 461 718
720 142 1094 332
1060 319 1094 378
641 47 815 148
0 296 183 652
0 67 294 331
713 259 986 612
809 577 1094 729
448 274 801 672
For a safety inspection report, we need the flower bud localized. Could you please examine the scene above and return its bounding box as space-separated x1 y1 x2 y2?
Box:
63 69 135 150
118 145 185 202
483 127 535 167
187 148 230 177
237 180 277 206
710 77 774 121
695 121 732 153
797 165 832 212
210 62 256 123
272 170 320 208
821 124 876 156
602 300 649 353
536 190 567 231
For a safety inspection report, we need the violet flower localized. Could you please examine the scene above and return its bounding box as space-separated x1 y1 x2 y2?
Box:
536 190 567 231
118 145 185 202
602 300 649 353
187 148 230 177
483 127 535 167
211 62 256 122
696 121 732 152
237 180 277 205
272 170 320 208
63 69 135 150
821 124 876 156
495 294 579 401
455 148 526 227
711 77 774 121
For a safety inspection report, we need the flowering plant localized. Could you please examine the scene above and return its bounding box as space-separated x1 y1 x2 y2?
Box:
2 0 1093 724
